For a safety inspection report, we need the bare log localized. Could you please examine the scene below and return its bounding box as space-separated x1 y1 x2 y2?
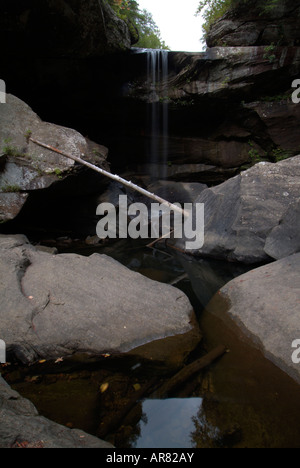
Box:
30 137 189 218
154 345 227 398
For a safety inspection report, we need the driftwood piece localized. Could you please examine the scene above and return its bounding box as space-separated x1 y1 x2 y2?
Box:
29 137 189 218
154 345 227 399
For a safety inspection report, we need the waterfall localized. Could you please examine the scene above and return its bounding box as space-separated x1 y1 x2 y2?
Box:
146 49 169 180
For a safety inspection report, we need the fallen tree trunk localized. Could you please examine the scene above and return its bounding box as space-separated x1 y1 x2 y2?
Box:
30 137 189 218
154 345 227 399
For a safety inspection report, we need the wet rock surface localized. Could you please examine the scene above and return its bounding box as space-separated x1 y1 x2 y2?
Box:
208 253 300 385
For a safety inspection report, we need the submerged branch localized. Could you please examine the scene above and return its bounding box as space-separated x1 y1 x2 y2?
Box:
154 345 227 399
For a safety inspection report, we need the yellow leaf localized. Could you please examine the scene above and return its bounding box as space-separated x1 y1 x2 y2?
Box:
100 382 109 394
39 360 46 364
133 383 141 391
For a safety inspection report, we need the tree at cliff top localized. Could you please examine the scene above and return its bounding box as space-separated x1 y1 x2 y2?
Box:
196 0 283 38
108 0 169 49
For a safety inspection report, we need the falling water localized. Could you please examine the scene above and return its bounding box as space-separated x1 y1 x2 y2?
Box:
146 49 169 180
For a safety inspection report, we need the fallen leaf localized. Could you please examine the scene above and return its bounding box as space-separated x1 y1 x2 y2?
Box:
100 382 109 394
39 359 46 364
55 357 64 364
25 375 40 383
133 383 141 391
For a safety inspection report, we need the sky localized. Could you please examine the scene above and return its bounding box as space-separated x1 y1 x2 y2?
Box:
137 0 205 52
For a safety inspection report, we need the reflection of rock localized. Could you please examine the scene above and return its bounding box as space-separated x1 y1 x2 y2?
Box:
212 253 300 384
0 95 109 224
0 376 112 448
188 156 300 264
0 235 197 365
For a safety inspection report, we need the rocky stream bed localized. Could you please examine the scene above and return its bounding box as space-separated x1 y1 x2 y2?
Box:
0 0 300 449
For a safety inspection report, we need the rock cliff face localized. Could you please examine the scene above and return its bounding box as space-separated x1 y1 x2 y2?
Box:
120 45 300 182
206 0 300 47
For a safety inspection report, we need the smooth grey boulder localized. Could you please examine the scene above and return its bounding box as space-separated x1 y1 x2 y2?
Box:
0 376 112 448
190 156 300 264
0 235 196 365
209 254 300 384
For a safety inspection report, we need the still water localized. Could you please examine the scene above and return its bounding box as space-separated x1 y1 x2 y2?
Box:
5 240 300 448
134 399 203 449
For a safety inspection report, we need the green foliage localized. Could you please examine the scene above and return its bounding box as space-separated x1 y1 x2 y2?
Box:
2 139 23 158
54 168 63 179
135 9 169 49
24 129 32 144
196 0 233 36
248 140 264 163
107 0 169 49
260 91 291 102
1 184 22 193
271 148 293 162
263 44 277 63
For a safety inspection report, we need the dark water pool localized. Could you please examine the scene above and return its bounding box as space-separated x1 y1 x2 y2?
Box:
4 240 300 448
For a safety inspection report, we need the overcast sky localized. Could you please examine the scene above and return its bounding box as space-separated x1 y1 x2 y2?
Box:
137 0 205 52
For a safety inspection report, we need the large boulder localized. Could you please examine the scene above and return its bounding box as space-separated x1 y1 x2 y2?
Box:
205 254 300 384
188 156 300 264
0 375 112 448
0 94 109 223
0 235 198 365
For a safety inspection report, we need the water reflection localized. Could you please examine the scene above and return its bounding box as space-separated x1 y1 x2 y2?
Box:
133 398 203 449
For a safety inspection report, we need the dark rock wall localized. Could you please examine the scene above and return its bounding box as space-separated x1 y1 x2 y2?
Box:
0 0 132 58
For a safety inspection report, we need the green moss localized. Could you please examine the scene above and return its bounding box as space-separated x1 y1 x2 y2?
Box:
1 184 22 193
54 168 63 179
263 44 277 63
271 148 293 162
